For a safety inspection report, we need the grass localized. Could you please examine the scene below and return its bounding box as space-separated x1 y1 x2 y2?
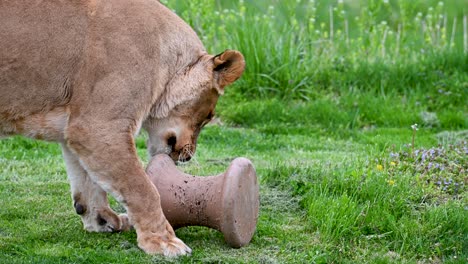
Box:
1 126 466 263
1 0 467 263
165 0 467 104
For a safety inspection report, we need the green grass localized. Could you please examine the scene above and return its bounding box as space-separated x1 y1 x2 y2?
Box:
165 0 467 104
1 126 466 263
1 0 467 263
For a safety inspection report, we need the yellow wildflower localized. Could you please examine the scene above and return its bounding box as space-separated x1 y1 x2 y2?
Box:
376 164 384 171
390 162 396 166
387 179 395 186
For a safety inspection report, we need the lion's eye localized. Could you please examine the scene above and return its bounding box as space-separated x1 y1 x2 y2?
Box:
200 112 214 127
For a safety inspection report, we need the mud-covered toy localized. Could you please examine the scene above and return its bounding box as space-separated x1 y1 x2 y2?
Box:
146 154 259 248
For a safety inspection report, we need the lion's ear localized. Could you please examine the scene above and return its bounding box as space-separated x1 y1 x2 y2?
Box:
213 50 245 94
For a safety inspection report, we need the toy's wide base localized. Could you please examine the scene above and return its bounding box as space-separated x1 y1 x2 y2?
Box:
221 157 259 248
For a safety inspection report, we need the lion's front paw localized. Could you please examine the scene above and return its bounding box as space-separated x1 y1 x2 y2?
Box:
82 208 132 232
117 213 133 231
137 223 191 257
138 235 192 257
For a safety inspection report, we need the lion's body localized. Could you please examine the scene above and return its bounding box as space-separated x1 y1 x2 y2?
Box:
1 0 203 140
0 0 244 257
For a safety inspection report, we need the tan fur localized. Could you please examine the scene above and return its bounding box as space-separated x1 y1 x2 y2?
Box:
0 0 244 257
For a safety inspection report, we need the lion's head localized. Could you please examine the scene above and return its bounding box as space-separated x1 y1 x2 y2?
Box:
144 50 245 162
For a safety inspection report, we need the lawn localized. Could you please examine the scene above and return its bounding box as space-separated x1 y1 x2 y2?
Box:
1 0 467 263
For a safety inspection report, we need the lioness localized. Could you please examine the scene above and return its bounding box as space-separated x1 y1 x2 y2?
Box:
0 0 245 257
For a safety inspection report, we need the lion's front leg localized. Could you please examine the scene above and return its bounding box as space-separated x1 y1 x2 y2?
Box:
61 144 131 232
65 123 191 257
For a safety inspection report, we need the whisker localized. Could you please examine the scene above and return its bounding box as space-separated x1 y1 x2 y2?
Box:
178 151 183 162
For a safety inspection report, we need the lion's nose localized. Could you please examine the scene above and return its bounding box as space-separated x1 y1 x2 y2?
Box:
180 155 191 162
167 135 177 151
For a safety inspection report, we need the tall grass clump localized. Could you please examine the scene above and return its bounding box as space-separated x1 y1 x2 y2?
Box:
164 0 467 104
160 0 467 131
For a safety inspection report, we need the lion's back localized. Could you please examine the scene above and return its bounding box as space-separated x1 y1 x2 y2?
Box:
0 1 88 119
0 0 206 121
